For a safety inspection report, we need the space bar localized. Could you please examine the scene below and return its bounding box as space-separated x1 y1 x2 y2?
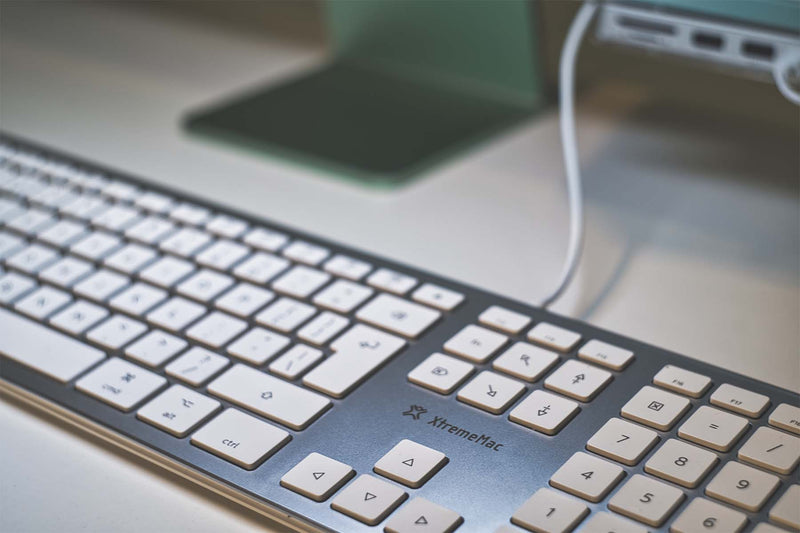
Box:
0 308 106 383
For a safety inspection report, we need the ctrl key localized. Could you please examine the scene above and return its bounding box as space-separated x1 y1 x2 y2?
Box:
190 408 290 470
511 488 588 533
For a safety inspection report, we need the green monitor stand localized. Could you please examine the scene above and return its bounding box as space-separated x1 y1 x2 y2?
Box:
185 0 544 187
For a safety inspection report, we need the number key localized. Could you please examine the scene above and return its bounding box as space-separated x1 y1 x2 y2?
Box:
586 418 659 466
644 439 718 488
608 474 685 527
704 461 780 512
670 497 747 533
511 488 589 533
549 451 625 502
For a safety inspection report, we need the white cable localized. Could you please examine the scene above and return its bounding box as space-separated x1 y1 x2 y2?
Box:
773 51 800 106
540 1 598 309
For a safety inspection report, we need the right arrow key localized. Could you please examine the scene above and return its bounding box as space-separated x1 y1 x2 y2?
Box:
374 439 448 489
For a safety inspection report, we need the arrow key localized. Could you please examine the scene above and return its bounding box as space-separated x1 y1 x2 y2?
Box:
374 439 448 488
385 497 463 533
331 474 407 525
280 452 354 502
509 390 579 435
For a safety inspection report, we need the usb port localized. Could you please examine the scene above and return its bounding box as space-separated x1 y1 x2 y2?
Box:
692 32 723 50
742 41 775 61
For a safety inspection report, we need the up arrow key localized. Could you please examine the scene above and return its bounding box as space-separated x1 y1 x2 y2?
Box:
364 492 376 501
312 472 325 480
402 458 415 467
415 515 428 525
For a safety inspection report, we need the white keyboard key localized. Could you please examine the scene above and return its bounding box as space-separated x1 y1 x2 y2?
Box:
190 408 290 469
457 370 525 414
549 451 625 502
528 322 581 352
226 327 290 365
653 365 711 398
0 308 105 382
14 286 71 319
355 294 440 338
73 269 128 302
670 498 747 533
169 202 210 226
124 330 187 367
770 403 800 435
0 231 25 259
159 227 211 257
137 385 220 437
407 352 474 395
101 181 139 201
621 385 691 430
304 328 405 398
271 265 330 298
280 452 355 502
444 324 508 363
146 296 206 332
608 474 685 527
331 474 407 526
134 191 173 213
312 279 373 313
7 208 55 235
70 231 121 260
297 311 349 346
0 271 36 303
30 184 76 208
678 405 749 452
581 512 646 533
478 305 531 334
232 251 289 284
165 346 229 386
493 342 559 382
545 360 612 402
205 214 247 239
269 344 324 380
752 523 790 533
49 300 108 334
214 283 274 318
86 315 147 350
139 256 194 288
242 227 288 252
384 497 463 533
738 426 800 475
586 418 659 466
323 254 372 280
109 282 167 316
711 383 770 418
769 485 800 530
103 243 157 274
509 389 580 436
7 244 59 273
60 194 108 219
644 439 718 488
511 487 589 533
411 283 464 311
282 240 329 266
0 201 23 224
176 269 233 303
196 239 249 271
578 340 634 371
367 268 417 295
209 364 331 430
255 297 316 332
37 219 86 247
39 257 93 288
124 216 175 245
91 204 140 231
374 439 447 488
76 358 166 412
705 461 779 512
186 311 247 348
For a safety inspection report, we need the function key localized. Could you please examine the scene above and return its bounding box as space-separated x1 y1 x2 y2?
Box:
511 488 588 533
710 383 770 418
769 403 800 435
323 254 372 280
205 214 248 239
407 352 475 395
282 240 330 266
737 426 800 475
443 324 508 363
367 267 418 295
412 283 464 311
242 227 288 252
704 461 779 512
621 386 691 431
528 322 581 352
134 191 173 213
509 389 579 435
330 474 407 526
101 181 139 202
280 452 354 502
608 474 685 527
652 365 711 398
578 340 634 371
384 497 463 533
169 202 210 226
373 439 447 488
478 305 531 334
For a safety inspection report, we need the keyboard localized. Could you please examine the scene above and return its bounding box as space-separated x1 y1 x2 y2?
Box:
0 133 797 533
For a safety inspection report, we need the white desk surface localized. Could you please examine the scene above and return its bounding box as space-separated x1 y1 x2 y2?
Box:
1 3 798 532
